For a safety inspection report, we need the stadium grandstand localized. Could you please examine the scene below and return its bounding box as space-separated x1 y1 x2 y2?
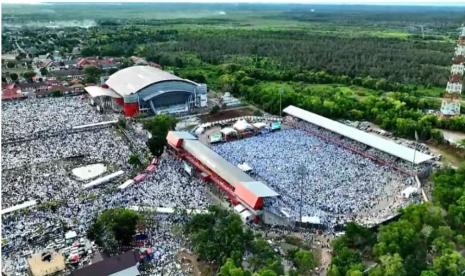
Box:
85 66 207 117
169 106 437 228
166 131 280 223
283 105 434 165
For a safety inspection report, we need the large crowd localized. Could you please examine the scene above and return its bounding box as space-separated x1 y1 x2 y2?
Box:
2 96 117 141
212 126 417 228
1 96 211 275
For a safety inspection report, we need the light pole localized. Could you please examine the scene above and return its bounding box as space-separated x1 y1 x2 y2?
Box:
297 164 307 228
279 87 283 117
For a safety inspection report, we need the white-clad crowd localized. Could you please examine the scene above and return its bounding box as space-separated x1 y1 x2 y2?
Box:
1 96 211 275
212 127 417 228
2 96 117 141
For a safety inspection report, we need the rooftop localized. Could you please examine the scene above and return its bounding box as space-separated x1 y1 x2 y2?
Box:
105 66 196 97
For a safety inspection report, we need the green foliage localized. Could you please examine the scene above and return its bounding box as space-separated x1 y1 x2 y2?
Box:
128 154 142 167
22 71 36 82
210 105 220 114
432 165 465 209
219 258 247 276
248 238 283 275
9 73 18 81
87 208 141 253
288 249 315 275
117 117 127 129
329 165 465 276
432 249 465 276
184 205 253 265
6 61 15 68
40 67 48 76
51 90 62 97
143 114 178 157
84 65 101 84
369 254 406 276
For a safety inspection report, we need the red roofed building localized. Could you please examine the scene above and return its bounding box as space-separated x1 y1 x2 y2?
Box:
2 83 24 100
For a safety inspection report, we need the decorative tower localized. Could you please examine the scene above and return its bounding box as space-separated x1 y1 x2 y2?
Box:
441 25 465 116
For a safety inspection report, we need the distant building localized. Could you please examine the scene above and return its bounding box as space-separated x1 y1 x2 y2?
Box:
48 69 85 81
27 251 65 276
85 65 208 117
71 250 140 276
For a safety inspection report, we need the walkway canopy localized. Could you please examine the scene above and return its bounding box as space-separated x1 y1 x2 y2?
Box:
85 86 121 98
283 105 434 164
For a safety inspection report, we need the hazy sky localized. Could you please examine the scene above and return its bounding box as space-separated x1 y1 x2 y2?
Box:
3 0 465 5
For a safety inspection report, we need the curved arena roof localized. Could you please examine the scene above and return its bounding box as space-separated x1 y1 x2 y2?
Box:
105 66 195 97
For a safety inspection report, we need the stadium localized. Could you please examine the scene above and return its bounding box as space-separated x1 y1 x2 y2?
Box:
167 105 435 229
85 66 208 117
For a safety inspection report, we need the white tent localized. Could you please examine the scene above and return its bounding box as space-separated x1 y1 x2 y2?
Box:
233 119 253 131
301 216 321 224
234 204 246 213
401 186 419 199
237 163 252 172
65 231 77 240
240 210 254 223
195 127 205 136
253 122 267 129
221 127 238 136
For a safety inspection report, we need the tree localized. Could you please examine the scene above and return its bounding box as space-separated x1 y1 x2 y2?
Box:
448 195 465 229
6 61 15 68
87 208 141 253
128 154 142 167
369 254 406 276
184 205 254 265
84 66 101 84
290 249 315 275
219 258 246 276
9 73 18 82
210 105 220 114
432 250 465 276
40 67 48 76
22 71 36 82
51 90 62 97
143 114 178 157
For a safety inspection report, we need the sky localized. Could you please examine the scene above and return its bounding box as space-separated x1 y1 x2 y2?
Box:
2 0 465 5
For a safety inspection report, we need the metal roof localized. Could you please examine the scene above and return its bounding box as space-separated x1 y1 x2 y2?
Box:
181 137 279 197
85 85 121 98
183 139 252 185
239 181 279 197
105 66 193 97
173 131 197 140
283 105 434 164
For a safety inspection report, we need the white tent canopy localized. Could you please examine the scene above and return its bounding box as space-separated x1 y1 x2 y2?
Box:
283 105 434 164
402 186 419 198
253 122 267 129
221 127 238 136
84 86 121 98
238 163 252 172
233 119 253 131
301 216 321 224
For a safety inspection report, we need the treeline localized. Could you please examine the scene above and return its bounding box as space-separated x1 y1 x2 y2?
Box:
169 29 452 86
81 27 178 57
329 165 465 275
176 63 464 141
79 26 453 86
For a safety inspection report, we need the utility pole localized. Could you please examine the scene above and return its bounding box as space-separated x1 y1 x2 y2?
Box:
279 87 283 117
297 164 306 229
413 130 418 170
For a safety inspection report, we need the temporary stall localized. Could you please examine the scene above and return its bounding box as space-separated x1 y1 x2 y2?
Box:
233 119 253 132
